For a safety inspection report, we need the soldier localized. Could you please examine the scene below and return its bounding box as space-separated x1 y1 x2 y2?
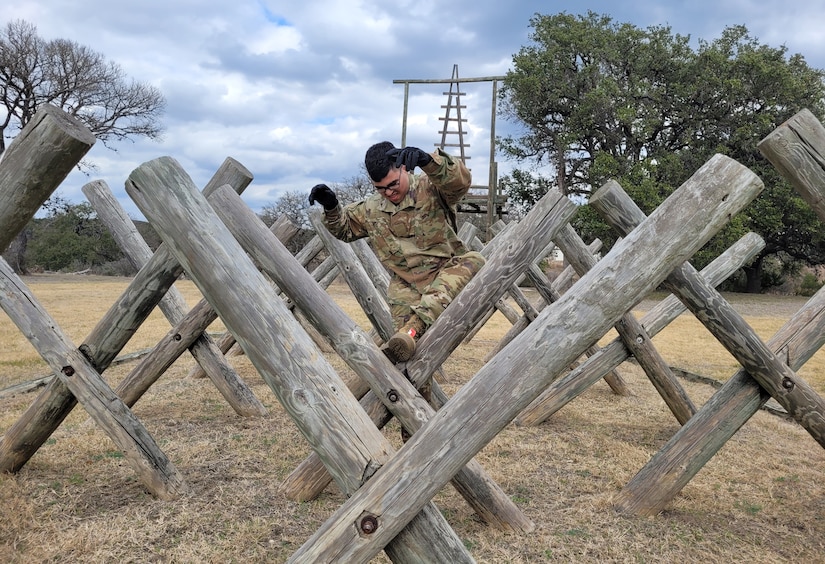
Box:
309 141 485 364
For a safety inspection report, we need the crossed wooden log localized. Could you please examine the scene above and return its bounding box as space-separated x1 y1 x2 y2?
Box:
121 151 762 561
3 103 825 562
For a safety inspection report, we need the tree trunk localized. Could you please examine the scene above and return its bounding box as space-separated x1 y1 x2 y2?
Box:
744 254 764 293
2 230 30 274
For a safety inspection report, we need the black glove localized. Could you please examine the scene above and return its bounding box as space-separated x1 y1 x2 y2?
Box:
308 183 338 210
386 146 433 172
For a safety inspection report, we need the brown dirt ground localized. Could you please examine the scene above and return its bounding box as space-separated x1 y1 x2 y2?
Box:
0 276 823 563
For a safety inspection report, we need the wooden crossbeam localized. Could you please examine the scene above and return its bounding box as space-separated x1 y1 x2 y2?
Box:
0 157 254 475
287 154 763 562
126 159 474 562
516 230 766 427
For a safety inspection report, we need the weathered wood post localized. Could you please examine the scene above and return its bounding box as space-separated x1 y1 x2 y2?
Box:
484 238 603 361
0 157 253 474
0 261 186 499
590 180 825 447
286 154 763 562
187 230 333 377
83 179 267 416
0 105 96 252
609 107 825 517
553 221 696 424
758 108 825 219
515 231 765 427
485 224 629 396
210 185 534 533
125 158 473 564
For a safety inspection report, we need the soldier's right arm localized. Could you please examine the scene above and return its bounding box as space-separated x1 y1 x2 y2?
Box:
322 201 370 242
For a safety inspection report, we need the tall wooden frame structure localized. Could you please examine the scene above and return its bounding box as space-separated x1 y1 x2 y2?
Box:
393 64 507 231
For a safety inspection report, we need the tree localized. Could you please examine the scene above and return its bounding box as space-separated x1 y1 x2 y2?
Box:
0 19 165 157
0 19 166 274
24 198 126 273
499 12 825 291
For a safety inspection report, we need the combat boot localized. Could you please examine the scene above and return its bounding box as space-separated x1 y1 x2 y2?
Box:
383 315 426 363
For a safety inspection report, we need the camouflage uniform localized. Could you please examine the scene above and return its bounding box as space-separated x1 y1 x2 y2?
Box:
323 148 486 331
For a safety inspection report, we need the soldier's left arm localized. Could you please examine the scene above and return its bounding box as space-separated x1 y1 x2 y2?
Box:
421 148 472 206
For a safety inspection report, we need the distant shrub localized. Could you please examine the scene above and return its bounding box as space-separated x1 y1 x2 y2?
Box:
798 272 823 297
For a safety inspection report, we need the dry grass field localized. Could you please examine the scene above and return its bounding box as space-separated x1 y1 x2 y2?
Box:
1 274 824 563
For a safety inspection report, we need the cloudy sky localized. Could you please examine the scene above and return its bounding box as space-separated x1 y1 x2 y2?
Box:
5 0 825 220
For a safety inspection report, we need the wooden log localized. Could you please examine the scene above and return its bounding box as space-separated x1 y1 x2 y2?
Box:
188 230 328 374
0 104 96 251
126 159 473 564
484 223 629 396
514 231 765 427
113 217 307 406
281 187 577 506
483 239 603 361
0 157 253 474
611 107 825 517
309 210 396 340
285 154 763 562
757 108 825 220
209 185 534 534
591 181 825 447
83 179 266 416
554 222 696 424
0 261 186 499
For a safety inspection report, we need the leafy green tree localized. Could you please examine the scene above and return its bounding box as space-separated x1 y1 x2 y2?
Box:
499 12 825 291
25 199 124 272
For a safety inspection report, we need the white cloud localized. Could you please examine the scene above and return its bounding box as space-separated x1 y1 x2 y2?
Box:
3 0 824 221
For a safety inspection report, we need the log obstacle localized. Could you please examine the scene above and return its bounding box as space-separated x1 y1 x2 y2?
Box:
0 144 254 487
82 179 267 417
607 107 825 516
591 180 825 447
285 154 763 561
125 158 473 563
4 103 825 561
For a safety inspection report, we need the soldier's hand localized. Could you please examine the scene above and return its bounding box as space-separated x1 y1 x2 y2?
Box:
308 183 338 210
386 146 433 172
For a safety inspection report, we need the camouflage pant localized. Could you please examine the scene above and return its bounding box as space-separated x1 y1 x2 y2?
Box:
388 251 486 331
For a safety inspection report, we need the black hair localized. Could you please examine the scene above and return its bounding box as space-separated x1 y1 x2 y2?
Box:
365 141 396 181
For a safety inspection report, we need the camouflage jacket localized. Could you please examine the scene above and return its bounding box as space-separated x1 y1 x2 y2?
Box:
323 149 472 290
